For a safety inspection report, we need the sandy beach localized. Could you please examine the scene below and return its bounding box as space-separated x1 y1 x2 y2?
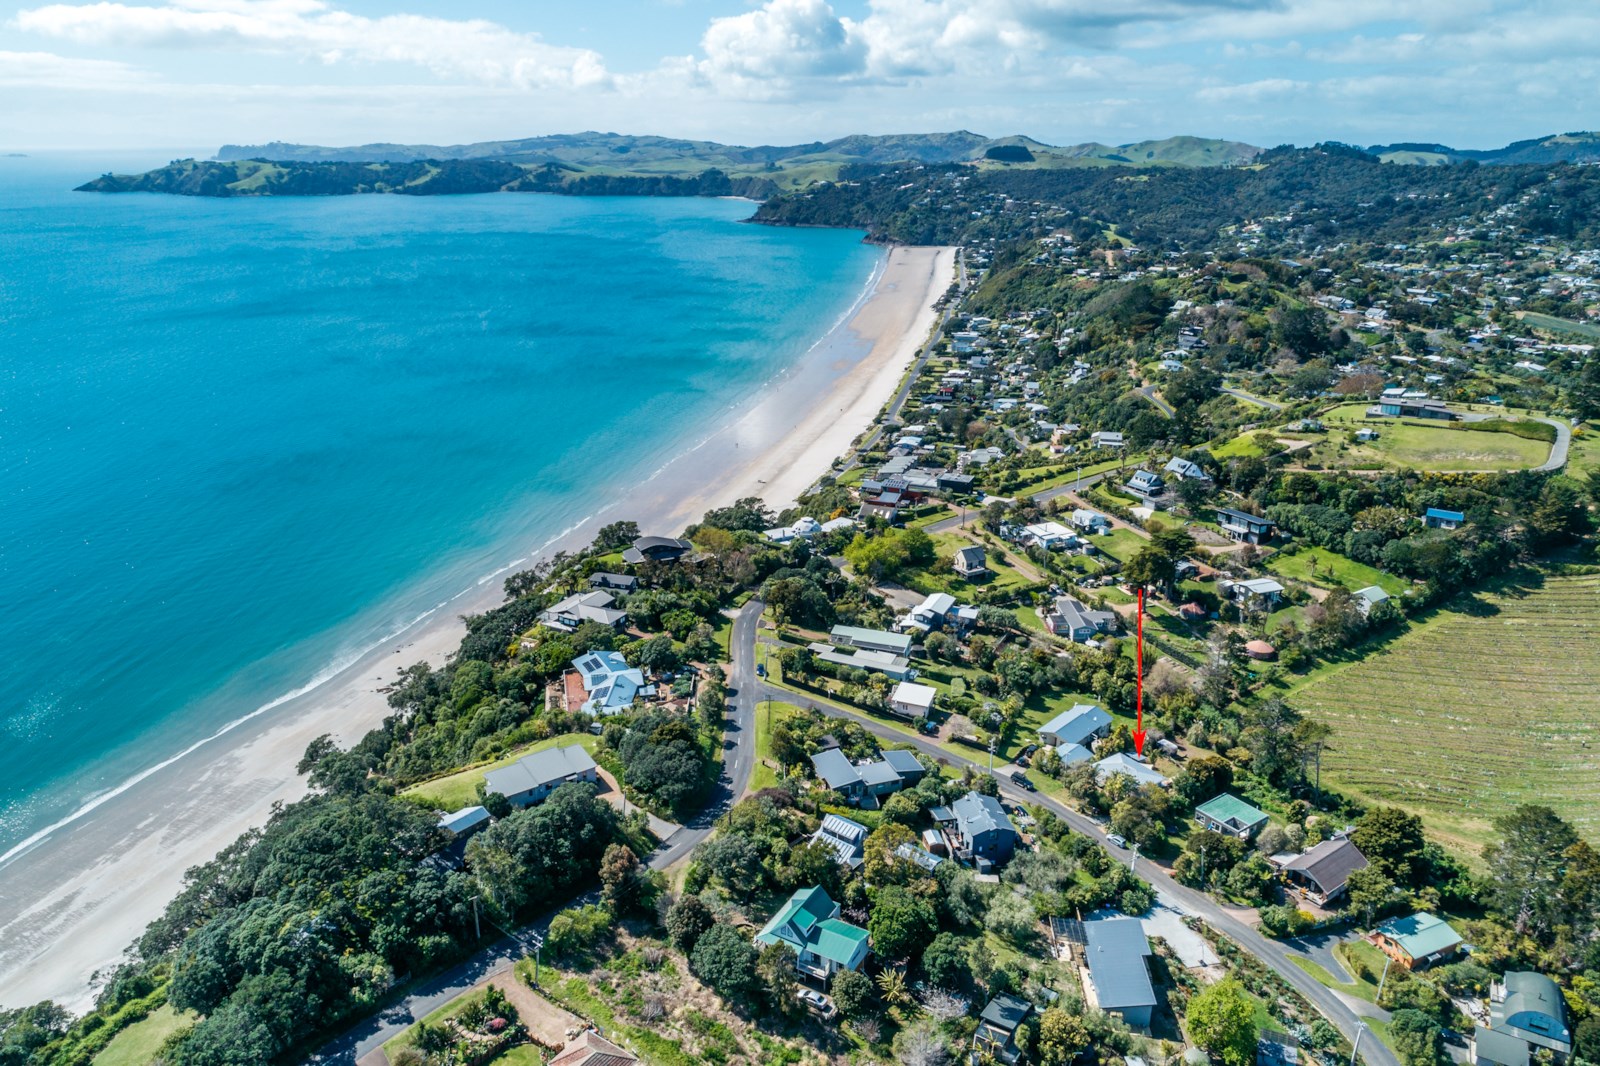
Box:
0 243 956 1012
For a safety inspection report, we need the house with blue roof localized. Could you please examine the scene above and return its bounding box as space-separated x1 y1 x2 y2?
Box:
1424 507 1465 530
809 746 926 807
756 886 870 980
949 791 1019 868
571 650 650 716
1084 917 1157 1028
810 814 869 869
1038 703 1112 749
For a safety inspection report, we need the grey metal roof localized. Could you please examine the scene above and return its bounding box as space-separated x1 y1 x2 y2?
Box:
952 791 1015 840
1283 838 1368 894
1474 1028 1530 1066
979 993 1033 1032
882 749 924 776
485 744 596 799
1084 917 1156 1010
810 748 860 790
439 805 490 834
1495 972 1570 1048
857 760 902 787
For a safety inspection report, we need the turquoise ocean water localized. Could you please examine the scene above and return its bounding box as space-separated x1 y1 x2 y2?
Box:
0 153 879 858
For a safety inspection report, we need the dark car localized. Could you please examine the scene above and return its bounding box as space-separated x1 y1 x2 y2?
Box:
1009 770 1036 791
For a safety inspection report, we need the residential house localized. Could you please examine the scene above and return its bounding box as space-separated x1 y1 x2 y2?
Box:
1487 973 1571 1058
1159 357 1185 372
1195 794 1270 839
1123 470 1167 501
1355 428 1381 442
889 681 938 719
1022 521 1078 550
1280 838 1369 905
1372 912 1464 970
895 592 979 635
1424 507 1465 530
1353 586 1391 615
1095 753 1170 789
1091 431 1126 449
828 626 914 657
953 545 990 578
1373 395 1455 420
1473 1027 1531 1066
539 590 627 634
434 805 491 869
937 472 977 495
621 536 693 565
588 572 639 593
809 747 926 806
1083 917 1158 1028
1072 509 1112 534
810 814 869 869
807 643 915 680
482 744 598 808
949 791 1019 868
764 516 823 543
974 994 1035 1063
1215 507 1276 544
550 1031 637 1066
1227 578 1285 608
571 650 650 716
755 886 870 979
1164 457 1213 483
1046 596 1118 642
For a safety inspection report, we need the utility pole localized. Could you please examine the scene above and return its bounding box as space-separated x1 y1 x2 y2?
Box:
529 932 546 988
988 736 996 772
1130 843 1140 877
1377 956 1393 999
1349 1021 1368 1066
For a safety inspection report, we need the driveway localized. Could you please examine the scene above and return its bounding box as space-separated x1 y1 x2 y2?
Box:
1459 410 1571 471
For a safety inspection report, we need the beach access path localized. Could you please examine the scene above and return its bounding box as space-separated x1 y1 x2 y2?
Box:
0 244 957 1012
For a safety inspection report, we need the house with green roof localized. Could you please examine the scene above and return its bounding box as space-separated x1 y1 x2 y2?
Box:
1372 912 1463 970
1194 793 1270 840
755 886 870 980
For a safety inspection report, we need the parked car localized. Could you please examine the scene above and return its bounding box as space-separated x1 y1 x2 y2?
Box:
1020 744 1038 758
756 663 767 678
1009 770 1036 791
1106 833 1128 849
797 988 837 1020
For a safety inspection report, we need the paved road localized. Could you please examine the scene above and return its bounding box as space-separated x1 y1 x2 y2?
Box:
1459 410 1571 472
1223 387 1286 411
310 602 766 1065
740 636 1398 1066
1137 384 1176 418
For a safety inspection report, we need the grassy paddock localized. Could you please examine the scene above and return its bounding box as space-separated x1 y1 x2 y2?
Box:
1288 572 1600 853
1265 549 1407 596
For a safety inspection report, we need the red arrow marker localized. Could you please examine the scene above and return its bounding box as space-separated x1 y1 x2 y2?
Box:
1133 585 1147 756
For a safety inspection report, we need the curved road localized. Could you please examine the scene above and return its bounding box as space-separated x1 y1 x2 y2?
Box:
310 601 765 1065
740 630 1397 1066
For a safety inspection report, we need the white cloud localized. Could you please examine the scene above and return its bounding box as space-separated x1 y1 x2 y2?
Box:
12 0 611 89
0 48 153 88
1196 77 1308 103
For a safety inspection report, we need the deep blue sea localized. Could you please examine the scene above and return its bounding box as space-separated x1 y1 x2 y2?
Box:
0 152 879 857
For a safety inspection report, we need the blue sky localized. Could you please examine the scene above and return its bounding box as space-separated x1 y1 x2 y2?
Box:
2 0 1598 151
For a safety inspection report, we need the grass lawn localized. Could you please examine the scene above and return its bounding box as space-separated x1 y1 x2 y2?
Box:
1212 434 1268 460
1519 311 1600 341
748 700 803 793
1091 528 1148 565
92 1006 196 1066
1265 550 1407 596
1018 455 1141 495
1287 571 1600 854
909 532 1036 596
402 733 601 810
1354 422 1551 472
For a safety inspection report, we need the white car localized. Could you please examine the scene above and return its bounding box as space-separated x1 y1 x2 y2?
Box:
1106 833 1128 849
796 988 837 1020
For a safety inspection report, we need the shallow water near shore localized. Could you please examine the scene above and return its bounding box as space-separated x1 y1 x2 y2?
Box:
0 152 879 862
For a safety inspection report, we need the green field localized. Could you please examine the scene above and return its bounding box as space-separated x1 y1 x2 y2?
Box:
1354 422 1551 472
1265 549 1407 596
1519 311 1600 341
748 700 803 793
401 733 600 810
91 1006 196 1066
1288 572 1600 852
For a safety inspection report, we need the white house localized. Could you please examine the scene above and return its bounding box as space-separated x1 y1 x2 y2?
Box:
889 681 938 719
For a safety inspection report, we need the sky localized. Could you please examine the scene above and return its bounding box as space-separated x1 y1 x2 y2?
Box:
2 0 1598 152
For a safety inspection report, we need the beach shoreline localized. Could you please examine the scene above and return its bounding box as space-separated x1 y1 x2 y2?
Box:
0 243 956 1011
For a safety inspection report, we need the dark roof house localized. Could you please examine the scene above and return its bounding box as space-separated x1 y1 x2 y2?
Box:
621 536 693 565
1281 838 1368 905
1084 917 1157 1028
